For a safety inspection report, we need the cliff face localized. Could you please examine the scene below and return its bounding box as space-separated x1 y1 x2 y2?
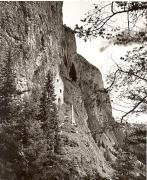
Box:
0 2 120 179
58 26 122 179
0 2 63 103
0 2 143 179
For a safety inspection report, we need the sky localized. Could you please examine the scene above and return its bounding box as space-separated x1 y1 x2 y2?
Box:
63 1 147 124
63 1 128 78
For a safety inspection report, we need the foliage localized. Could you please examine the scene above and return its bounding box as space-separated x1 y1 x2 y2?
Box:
112 143 137 180
0 50 46 179
0 50 59 180
127 125 146 164
128 125 146 144
37 71 59 154
15 102 48 180
113 152 136 180
0 49 20 179
75 2 147 122
75 2 147 43
112 124 146 180
106 45 147 122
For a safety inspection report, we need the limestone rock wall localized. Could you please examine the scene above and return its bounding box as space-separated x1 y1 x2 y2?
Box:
0 2 63 103
58 26 122 178
0 2 124 179
60 26 145 179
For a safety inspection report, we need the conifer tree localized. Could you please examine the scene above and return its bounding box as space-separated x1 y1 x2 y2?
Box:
113 152 136 180
0 50 48 180
38 70 59 157
46 71 59 153
0 50 16 123
0 49 59 179
16 101 48 180
0 50 21 179
112 141 137 180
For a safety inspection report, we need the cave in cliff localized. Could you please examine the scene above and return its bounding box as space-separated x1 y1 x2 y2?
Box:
0 2 146 180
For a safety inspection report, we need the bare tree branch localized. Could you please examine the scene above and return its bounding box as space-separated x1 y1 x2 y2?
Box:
112 107 128 113
120 95 147 123
118 68 147 82
106 69 119 90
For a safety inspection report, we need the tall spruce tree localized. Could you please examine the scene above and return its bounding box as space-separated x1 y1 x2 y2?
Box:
0 50 49 180
38 70 59 158
0 50 21 179
16 101 48 180
0 50 16 123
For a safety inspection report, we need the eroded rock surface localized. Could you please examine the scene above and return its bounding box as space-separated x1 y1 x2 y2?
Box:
58 26 123 179
0 2 145 179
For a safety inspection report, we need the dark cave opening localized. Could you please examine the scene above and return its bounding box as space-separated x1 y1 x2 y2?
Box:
69 63 77 81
